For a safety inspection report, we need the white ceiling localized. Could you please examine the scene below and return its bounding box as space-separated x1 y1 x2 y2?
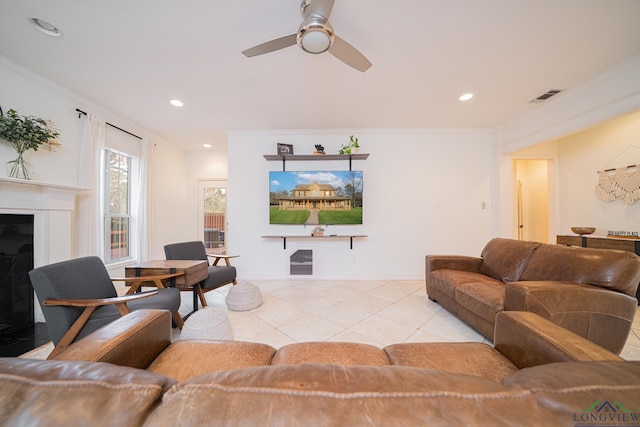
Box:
1 0 639 151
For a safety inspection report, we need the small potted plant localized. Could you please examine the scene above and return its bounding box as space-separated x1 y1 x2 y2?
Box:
338 135 360 155
0 108 60 179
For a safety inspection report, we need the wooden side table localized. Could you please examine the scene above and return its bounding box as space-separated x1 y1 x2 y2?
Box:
125 260 209 319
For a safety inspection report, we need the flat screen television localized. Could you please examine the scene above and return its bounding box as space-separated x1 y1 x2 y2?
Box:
269 170 363 225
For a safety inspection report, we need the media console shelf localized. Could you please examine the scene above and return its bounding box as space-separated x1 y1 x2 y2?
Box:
262 235 368 250
263 153 369 171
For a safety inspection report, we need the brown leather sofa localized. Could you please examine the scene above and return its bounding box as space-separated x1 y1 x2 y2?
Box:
2 309 639 426
426 238 640 354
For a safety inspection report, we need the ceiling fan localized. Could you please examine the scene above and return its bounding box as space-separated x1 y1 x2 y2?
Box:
242 0 372 72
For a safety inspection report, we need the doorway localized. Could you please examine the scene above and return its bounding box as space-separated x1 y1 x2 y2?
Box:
514 160 551 243
197 180 228 255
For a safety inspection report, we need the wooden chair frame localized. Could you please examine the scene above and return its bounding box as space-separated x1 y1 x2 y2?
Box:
43 291 156 359
43 272 185 359
189 254 240 308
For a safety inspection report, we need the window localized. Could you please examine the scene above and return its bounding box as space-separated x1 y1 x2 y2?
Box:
104 149 131 263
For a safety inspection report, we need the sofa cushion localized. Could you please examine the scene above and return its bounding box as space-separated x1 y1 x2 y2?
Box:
480 238 540 283
144 364 557 426
454 282 505 323
0 358 173 427
272 342 390 366
503 360 640 389
384 342 518 382
503 362 640 424
519 244 640 296
428 270 503 300
147 340 277 381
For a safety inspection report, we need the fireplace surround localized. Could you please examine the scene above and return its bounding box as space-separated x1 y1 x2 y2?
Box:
0 214 34 336
0 177 87 322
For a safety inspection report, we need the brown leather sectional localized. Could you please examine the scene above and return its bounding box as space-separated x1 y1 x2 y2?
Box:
2 309 639 426
426 238 640 354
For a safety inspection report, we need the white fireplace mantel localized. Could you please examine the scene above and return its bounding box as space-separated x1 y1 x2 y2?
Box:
0 176 88 191
0 177 88 322
0 177 88 211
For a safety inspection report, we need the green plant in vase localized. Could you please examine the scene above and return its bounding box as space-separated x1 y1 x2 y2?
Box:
338 135 360 155
0 108 60 179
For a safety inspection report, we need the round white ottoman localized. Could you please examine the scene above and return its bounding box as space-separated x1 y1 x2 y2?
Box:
179 307 233 340
225 280 263 311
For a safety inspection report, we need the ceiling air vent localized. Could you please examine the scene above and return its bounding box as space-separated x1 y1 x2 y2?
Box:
530 89 563 104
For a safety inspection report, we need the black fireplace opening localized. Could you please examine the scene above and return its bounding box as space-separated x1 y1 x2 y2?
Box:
0 214 48 356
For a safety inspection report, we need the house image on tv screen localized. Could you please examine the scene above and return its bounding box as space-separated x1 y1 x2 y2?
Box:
269 171 363 225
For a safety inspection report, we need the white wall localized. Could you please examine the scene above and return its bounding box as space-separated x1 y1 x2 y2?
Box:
556 111 640 236
0 56 189 266
496 55 640 237
227 130 495 280
0 58 82 185
182 150 229 241
4 51 639 281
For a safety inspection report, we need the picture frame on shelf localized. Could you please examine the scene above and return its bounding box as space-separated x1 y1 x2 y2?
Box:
277 143 294 156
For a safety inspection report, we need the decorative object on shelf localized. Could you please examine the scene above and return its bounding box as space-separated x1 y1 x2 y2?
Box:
339 135 360 155
277 143 294 156
312 226 325 236
313 144 325 155
571 227 596 235
607 230 639 239
0 108 60 180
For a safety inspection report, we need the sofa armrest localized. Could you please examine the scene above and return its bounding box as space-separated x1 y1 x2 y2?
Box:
494 311 623 369
425 255 483 275
53 309 172 369
504 281 637 354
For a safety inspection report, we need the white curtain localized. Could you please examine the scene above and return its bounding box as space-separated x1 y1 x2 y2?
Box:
135 139 153 262
76 114 106 257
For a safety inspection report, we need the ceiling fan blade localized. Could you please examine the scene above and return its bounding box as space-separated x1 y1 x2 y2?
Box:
304 0 335 20
242 33 297 57
329 35 372 72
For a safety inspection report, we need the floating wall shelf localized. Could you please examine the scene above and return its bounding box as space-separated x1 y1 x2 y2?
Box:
263 153 369 171
261 235 368 250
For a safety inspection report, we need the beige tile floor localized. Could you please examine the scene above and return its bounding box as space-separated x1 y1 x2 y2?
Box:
22 280 640 360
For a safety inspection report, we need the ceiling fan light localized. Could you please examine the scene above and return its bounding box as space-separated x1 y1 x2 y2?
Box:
299 30 332 54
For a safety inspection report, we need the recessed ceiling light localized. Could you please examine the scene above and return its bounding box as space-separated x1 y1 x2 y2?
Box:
170 99 184 107
202 144 212 148
30 18 62 37
459 93 474 101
